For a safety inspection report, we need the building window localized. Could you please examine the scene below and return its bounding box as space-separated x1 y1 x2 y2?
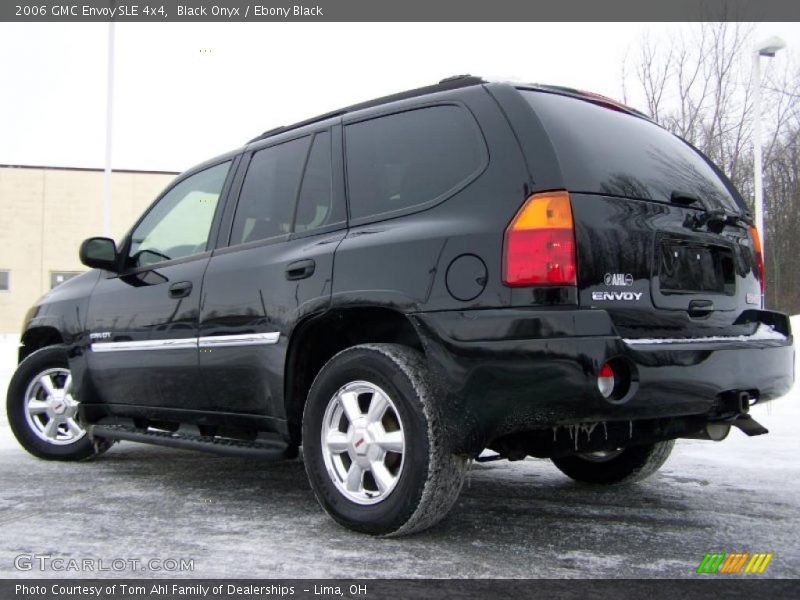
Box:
50 271 81 289
0 270 8 291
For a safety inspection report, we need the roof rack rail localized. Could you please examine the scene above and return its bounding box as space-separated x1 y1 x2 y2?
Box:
439 74 481 84
257 125 288 138
248 75 486 144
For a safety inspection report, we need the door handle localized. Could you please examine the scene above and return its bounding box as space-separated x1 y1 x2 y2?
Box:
285 259 316 281
168 281 193 298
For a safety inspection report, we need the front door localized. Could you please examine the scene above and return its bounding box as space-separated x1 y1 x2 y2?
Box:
84 160 234 411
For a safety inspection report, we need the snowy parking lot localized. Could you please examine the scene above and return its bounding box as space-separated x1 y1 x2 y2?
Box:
0 327 798 579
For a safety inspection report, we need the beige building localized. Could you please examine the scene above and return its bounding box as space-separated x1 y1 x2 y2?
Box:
0 165 179 333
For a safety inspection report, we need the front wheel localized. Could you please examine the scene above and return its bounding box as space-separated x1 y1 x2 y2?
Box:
6 346 112 461
302 343 468 536
550 441 675 484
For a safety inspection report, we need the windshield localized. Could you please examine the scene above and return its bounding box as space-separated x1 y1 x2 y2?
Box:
520 90 747 214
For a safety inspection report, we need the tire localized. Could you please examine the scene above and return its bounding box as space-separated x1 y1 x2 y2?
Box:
6 345 113 461
302 343 468 536
550 440 675 485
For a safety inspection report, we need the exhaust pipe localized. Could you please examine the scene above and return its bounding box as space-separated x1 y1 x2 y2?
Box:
683 422 731 441
683 413 769 441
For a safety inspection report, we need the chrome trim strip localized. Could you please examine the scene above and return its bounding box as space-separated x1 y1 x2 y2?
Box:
90 332 281 353
623 333 787 346
198 332 280 348
91 338 198 353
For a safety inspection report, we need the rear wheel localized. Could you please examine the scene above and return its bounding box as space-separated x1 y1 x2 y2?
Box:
7 346 112 461
550 441 674 484
302 343 468 536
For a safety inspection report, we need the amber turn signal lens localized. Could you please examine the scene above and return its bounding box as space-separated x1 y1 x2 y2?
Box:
502 191 577 286
748 225 765 294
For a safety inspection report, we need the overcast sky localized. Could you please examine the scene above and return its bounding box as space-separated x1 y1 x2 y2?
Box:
1 22 797 173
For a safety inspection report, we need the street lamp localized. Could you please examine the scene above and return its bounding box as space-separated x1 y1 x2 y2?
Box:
752 35 786 268
102 21 116 238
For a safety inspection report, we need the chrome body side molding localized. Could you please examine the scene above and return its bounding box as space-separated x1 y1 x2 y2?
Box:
91 332 280 352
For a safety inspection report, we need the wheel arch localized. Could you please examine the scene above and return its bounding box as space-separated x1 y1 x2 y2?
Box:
284 306 425 446
19 326 65 363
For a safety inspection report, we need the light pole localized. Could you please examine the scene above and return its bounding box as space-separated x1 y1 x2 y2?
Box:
752 35 786 266
102 21 116 238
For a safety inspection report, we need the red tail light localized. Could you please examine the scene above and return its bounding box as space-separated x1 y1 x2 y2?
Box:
748 225 765 294
503 191 577 286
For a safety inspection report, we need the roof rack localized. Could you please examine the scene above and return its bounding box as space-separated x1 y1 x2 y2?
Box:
248 75 486 144
247 75 649 144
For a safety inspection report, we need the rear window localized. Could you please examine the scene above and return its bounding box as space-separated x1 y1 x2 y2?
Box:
345 105 486 222
520 90 745 213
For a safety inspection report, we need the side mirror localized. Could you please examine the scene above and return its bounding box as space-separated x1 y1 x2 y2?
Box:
79 237 119 271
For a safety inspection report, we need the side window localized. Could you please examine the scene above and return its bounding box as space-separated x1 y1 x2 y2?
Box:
345 105 485 221
294 131 344 233
128 161 230 269
230 136 309 246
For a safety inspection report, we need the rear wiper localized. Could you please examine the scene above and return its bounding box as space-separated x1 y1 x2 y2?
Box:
670 190 706 208
672 191 752 232
683 208 752 233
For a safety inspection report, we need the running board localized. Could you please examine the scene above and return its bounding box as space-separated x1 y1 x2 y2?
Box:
90 424 297 459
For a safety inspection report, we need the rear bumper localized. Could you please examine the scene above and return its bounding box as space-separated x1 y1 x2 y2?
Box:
410 308 794 453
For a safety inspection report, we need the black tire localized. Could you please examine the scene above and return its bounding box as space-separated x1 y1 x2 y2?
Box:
550 441 675 485
6 345 112 461
302 343 468 536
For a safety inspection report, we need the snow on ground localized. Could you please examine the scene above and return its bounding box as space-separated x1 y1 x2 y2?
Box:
0 333 20 450
0 322 798 579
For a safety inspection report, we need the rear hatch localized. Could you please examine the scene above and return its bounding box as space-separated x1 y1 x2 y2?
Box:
518 89 767 340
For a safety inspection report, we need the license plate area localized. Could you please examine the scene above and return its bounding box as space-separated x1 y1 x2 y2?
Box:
652 235 737 311
659 240 735 295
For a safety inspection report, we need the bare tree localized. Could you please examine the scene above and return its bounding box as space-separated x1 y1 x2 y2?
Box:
624 23 800 314
762 66 800 311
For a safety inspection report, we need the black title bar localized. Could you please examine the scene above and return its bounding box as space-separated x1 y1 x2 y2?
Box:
4 579 800 600
3 0 800 22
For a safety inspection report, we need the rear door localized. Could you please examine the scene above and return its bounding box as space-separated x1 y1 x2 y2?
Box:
518 90 762 337
198 126 346 421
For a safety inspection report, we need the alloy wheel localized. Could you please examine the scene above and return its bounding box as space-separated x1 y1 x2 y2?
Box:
23 367 86 445
320 381 405 505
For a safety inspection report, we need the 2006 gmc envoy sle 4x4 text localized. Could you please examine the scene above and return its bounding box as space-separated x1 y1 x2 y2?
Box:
8 76 794 536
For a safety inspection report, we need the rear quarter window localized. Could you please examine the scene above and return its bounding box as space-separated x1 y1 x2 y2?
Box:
294 131 345 233
520 90 745 214
231 136 310 245
344 105 487 222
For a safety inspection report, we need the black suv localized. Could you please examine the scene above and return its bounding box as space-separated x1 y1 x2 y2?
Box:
7 76 794 536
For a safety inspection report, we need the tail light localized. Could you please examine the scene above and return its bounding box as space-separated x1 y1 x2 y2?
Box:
748 225 764 294
503 190 577 286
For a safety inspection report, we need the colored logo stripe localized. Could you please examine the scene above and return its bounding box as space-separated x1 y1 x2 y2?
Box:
696 552 773 574
745 553 773 574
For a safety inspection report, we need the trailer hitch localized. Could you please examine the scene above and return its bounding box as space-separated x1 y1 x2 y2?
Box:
692 391 769 438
